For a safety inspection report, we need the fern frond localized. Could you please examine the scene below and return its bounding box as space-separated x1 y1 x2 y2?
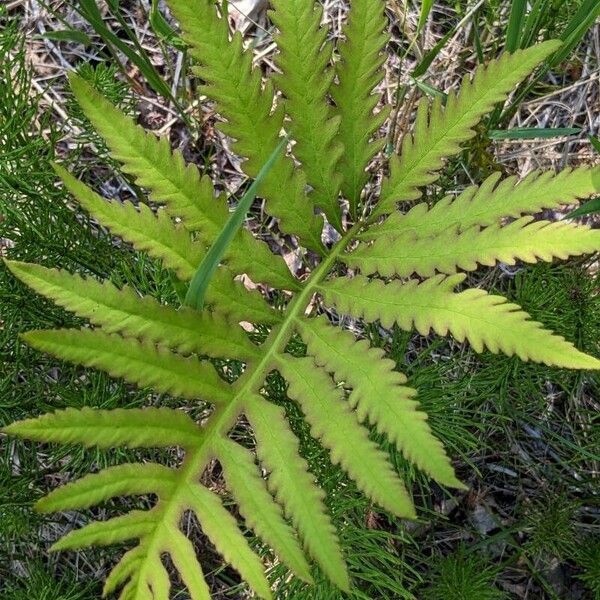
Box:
6 260 259 361
296 316 461 487
164 0 325 252
69 75 296 290
367 166 600 239
216 439 313 582
332 0 389 213
375 42 561 215
52 511 157 550
186 483 272 600
319 274 600 369
36 464 176 513
6 7 596 595
270 0 343 230
245 396 349 591
349 218 600 277
22 329 232 403
3 407 201 448
275 355 415 517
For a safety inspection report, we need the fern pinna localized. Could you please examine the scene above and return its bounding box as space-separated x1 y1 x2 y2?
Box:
4 0 600 598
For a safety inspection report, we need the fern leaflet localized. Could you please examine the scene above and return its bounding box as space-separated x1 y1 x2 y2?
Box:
216 438 312 581
319 274 600 369
244 395 349 590
275 355 415 517
270 0 343 230
365 166 600 239
332 0 389 214
349 218 600 277
4 407 201 448
296 316 461 487
36 464 176 513
22 329 232 402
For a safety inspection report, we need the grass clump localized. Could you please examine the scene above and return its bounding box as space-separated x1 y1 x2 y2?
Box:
423 546 506 600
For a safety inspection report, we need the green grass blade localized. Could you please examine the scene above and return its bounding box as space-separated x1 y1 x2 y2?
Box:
589 135 600 153
489 127 581 140
150 0 184 49
412 78 447 101
558 0 600 46
76 0 175 102
412 1 482 78
506 0 527 52
40 30 94 45
416 0 434 36
184 136 289 310
548 0 600 69
565 197 600 219
501 0 600 122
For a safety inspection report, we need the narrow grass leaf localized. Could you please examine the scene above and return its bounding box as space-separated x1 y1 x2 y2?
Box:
565 197 600 219
416 0 434 36
150 0 184 49
76 0 174 102
506 0 527 52
184 136 288 310
489 127 581 140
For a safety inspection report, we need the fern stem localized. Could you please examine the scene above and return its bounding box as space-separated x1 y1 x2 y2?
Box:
140 221 363 563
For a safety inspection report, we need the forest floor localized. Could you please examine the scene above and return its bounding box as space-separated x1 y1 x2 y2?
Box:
1 1 600 599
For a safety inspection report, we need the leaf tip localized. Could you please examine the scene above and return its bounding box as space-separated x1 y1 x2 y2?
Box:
34 496 52 514
1 417 33 439
49 538 67 552
568 351 600 370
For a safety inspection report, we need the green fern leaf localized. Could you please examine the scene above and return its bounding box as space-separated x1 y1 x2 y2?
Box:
245 396 349 591
6 260 259 361
367 166 600 239
275 355 415 517
332 0 390 214
349 218 600 277
22 329 232 403
52 511 156 551
165 0 325 252
270 0 343 230
3 407 201 449
216 439 313 582
375 41 561 215
36 464 176 513
117 551 170 600
69 75 296 290
186 483 272 600
297 316 461 487
319 274 600 369
103 546 148 598
164 529 211 600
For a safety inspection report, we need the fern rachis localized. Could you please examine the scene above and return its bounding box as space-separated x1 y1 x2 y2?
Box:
4 1 600 598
